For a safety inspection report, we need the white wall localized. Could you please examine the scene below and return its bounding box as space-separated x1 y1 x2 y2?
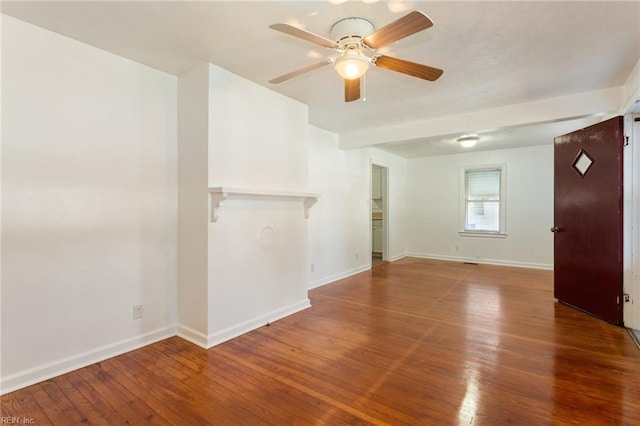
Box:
177 64 210 343
1 16 178 394
307 126 408 288
205 65 311 345
407 145 553 269
208 65 308 191
308 126 369 286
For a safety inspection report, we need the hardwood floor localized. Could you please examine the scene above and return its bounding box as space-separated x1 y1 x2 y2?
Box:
2 258 639 425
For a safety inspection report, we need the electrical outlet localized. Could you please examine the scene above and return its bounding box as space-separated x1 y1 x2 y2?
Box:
133 305 143 320
455 245 460 252
310 264 315 272
355 253 359 261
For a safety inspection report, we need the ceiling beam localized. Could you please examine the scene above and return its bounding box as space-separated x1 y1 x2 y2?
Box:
338 87 624 150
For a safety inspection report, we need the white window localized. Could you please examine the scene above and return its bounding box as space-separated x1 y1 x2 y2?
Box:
460 165 506 237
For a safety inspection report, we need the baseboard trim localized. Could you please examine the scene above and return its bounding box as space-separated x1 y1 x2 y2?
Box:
1 298 316 395
629 328 640 350
205 299 312 348
176 324 209 349
406 253 553 270
308 265 370 290
0 325 177 396
388 253 407 262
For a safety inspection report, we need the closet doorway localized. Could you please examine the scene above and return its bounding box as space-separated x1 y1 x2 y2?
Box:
371 164 389 268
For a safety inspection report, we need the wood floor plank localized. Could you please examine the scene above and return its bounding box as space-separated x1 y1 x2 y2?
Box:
2 258 639 424
223 326 461 424
76 363 169 424
123 344 267 424
0 385 48 425
39 378 94 424
27 381 83 425
266 303 557 423
52 373 111 425
150 337 354 424
64 369 132 424
99 355 210 425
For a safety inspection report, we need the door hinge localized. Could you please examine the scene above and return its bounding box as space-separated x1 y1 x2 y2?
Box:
624 293 631 303
624 136 629 146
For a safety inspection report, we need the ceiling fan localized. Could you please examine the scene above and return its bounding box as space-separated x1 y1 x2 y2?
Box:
268 10 443 103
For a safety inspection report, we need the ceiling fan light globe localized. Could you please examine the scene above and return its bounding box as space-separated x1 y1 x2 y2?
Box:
334 54 370 80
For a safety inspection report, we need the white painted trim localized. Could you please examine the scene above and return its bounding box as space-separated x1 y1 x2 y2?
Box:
634 114 640 330
208 187 319 199
208 187 320 222
406 253 553 271
308 265 370 290
176 324 209 349
370 160 390 262
388 253 408 262
309 256 407 290
623 115 634 328
626 114 640 330
459 232 507 238
0 326 177 396
205 299 311 348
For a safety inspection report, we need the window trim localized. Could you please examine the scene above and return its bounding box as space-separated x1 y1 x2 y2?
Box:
459 164 507 237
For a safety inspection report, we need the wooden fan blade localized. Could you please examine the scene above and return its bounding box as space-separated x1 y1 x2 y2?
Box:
363 11 433 49
344 78 361 102
270 23 338 49
374 55 443 81
269 61 331 84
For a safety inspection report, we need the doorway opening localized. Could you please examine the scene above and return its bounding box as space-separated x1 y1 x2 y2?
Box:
625 113 640 332
371 164 389 268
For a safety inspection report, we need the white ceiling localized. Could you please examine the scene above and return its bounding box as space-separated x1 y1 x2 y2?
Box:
2 0 639 157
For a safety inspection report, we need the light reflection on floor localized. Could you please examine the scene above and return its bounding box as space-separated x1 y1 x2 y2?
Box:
458 282 502 425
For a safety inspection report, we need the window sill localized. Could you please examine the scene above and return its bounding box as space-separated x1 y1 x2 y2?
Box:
459 231 507 239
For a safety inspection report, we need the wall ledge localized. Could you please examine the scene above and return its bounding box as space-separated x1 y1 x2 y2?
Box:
208 187 319 222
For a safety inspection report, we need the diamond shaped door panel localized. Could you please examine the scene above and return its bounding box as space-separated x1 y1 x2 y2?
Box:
572 149 594 177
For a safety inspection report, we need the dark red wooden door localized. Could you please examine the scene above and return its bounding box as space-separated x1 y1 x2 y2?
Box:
553 116 624 325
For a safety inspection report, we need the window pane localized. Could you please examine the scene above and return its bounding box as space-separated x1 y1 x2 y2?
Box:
461 166 505 234
466 169 500 201
466 201 500 231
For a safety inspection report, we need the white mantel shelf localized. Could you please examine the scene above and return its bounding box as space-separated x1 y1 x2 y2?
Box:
208 187 320 222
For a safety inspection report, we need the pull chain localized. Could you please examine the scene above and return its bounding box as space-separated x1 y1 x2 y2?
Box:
362 72 367 102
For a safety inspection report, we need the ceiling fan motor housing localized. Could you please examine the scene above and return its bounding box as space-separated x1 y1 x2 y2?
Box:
330 17 374 48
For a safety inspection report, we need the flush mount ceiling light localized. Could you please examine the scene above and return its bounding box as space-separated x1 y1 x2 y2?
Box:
457 134 480 148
